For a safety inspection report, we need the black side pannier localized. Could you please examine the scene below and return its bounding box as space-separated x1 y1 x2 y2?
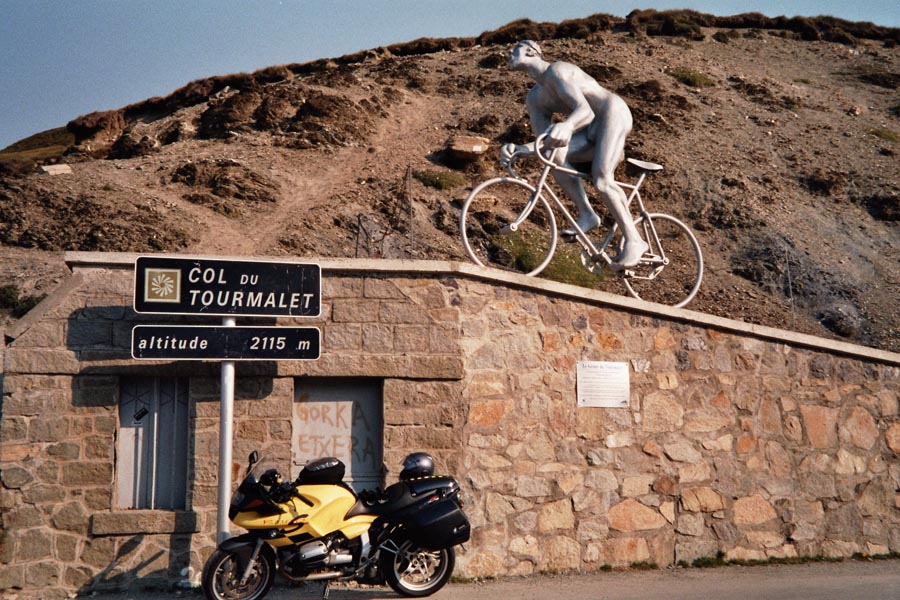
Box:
407 498 470 550
297 457 345 485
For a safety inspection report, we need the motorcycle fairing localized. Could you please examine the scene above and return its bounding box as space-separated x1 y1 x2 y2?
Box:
233 483 376 547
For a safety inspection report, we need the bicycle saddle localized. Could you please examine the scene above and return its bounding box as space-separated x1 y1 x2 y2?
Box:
626 158 664 174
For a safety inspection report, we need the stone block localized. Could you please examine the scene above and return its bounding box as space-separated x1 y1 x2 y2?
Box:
821 539 860 558
446 135 492 161
622 475 655 497
883 422 900 453
323 324 362 350
725 547 766 561
0 465 34 488
538 499 575 532
539 536 581 572
60 462 112 487
604 430 634 449
664 440 702 463
2 504 45 531
676 512 705 536
678 462 711 484
609 498 666 532
733 495 777 526
468 398 511 428
516 476 551 498
675 539 719 565
379 301 430 324
600 536 651 566
746 531 785 548
52 502 89 532
0 564 26 589
509 535 540 560
26 561 60 588
681 487 726 513
702 434 733 452
685 411 733 433
800 405 838 448
22 484 66 505
17 528 53 561
642 391 684 433
585 468 618 492
839 406 879 450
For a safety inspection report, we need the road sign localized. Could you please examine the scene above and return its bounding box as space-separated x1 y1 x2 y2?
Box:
134 256 321 317
132 325 321 360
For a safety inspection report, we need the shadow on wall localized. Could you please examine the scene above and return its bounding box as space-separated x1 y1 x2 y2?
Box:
76 532 197 594
64 305 278 592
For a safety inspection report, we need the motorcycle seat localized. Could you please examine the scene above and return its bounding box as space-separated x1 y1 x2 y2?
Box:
345 482 418 518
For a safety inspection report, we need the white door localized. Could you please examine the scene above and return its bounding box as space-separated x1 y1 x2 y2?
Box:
292 378 383 492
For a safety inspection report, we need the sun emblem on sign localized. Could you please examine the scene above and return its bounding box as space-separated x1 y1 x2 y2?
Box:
151 273 175 297
144 268 181 303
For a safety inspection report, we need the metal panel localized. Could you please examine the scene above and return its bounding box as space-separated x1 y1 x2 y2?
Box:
292 378 383 492
117 377 188 509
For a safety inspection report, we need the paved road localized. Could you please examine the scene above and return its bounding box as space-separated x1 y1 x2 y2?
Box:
89 559 900 600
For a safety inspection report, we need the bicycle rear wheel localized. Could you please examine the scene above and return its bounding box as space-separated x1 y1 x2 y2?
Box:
622 213 703 308
460 177 557 276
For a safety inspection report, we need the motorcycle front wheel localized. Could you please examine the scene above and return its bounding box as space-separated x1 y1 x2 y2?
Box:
381 539 455 597
201 548 274 600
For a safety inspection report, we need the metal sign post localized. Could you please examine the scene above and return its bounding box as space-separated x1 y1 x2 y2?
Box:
218 317 235 544
133 256 322 545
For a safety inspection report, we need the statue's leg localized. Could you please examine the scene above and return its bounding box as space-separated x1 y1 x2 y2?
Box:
591 109 647 269
553 135 600 236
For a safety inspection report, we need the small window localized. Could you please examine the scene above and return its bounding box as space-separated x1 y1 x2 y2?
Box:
116 377 189 509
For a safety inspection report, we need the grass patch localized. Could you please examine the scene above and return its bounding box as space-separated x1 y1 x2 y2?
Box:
414 169 467 190
868 127 900 143
0 127 75 175
665 67 715 88
0 284 46 318
487 229 611 289
677 551 900 571
629 561 658 570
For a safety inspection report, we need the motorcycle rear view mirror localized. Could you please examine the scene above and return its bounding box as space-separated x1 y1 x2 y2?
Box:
248 451 259 469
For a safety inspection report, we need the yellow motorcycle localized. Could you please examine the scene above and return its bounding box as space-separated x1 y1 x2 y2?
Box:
201 450 470 599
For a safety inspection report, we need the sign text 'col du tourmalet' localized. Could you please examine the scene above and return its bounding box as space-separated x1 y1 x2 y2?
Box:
134 256 321 317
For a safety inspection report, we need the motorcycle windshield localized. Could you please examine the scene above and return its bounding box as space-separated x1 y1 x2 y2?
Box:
233 455 278 506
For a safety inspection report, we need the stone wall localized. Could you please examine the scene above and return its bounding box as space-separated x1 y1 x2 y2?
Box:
452 279 900 576
1 254 899 598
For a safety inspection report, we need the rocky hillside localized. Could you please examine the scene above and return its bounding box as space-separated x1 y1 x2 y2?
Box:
2 10 899 351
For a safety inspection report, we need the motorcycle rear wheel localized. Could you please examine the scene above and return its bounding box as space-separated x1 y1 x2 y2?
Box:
201 548 274 600
381 539 455 597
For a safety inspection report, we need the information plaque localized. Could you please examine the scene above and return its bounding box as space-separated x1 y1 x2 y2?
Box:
576 361 630 408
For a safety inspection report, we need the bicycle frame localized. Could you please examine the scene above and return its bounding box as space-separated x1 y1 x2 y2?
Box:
506 134 655 271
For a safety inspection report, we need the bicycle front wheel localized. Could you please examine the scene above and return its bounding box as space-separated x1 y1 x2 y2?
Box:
622 213 703 308
460 177 557 276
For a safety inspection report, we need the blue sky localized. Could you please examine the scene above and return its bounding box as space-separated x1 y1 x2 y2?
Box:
2 1 899 150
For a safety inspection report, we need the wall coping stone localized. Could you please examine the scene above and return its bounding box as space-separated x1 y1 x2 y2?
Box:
2 251 890 369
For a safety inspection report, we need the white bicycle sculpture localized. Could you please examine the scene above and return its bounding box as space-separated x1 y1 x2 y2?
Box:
460 134 703 308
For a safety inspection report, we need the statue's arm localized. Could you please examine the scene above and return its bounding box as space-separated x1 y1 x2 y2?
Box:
545 66 595 146
501 89 552 165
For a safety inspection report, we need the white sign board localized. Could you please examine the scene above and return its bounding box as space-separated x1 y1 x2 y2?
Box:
577 361 630 408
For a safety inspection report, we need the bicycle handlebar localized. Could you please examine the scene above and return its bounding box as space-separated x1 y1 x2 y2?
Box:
503 134 585 178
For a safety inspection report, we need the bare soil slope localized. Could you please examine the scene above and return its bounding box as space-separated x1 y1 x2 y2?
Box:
2 11 899 350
